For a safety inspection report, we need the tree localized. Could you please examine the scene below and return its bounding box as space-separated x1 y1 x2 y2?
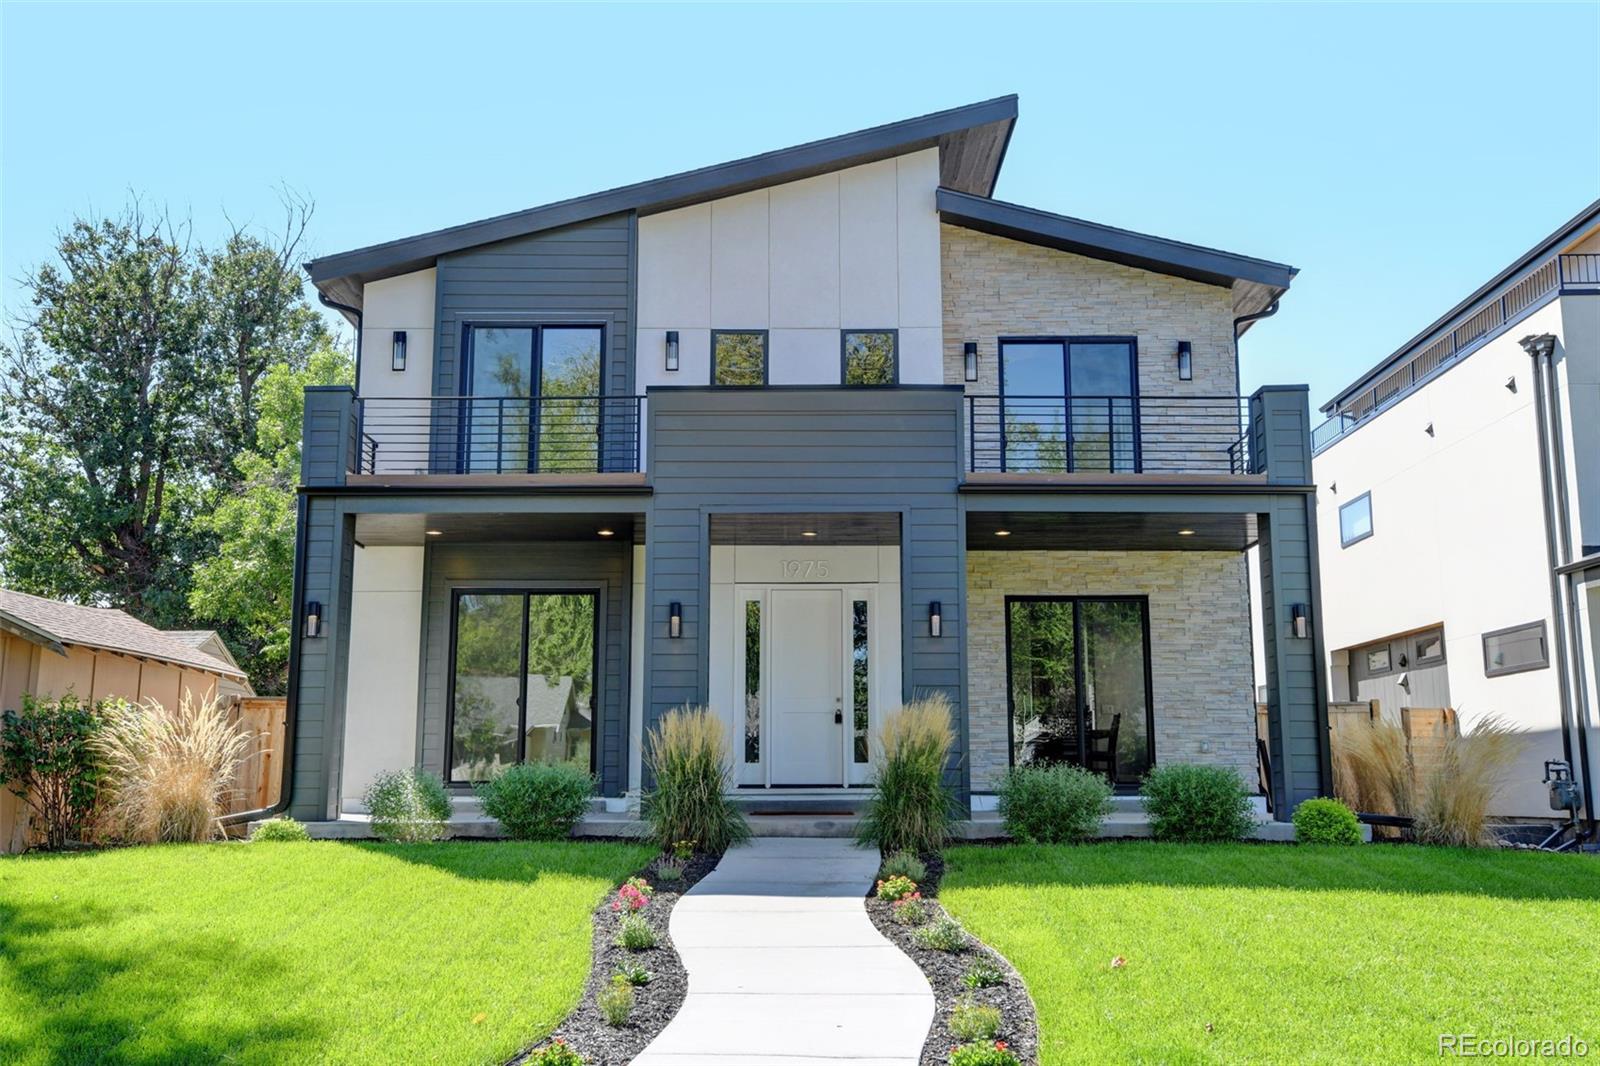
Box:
0 205 209 623
188 347 353 693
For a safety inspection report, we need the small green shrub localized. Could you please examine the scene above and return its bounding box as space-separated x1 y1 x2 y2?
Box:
880 851 928 882
949 997 1003 1041
615 912 657 951
949 1041 1021 1066
875 874 919 902
1 692 109 850
598 974 635 1027
251 817 310 842
669 839 696 861
996 763 1112 843
364 768 452 843
642 707 750 852
963 962 1005 990
525 1039 585 1066
1140 763 1258 843
474 762 592 840
892 897 929 926
614 962 653 986
857 695 957 855
1293 797 1362 845
654 858 685 882
915 914 968 953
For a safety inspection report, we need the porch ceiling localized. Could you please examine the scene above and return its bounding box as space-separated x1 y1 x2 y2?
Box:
355 512 638 546
708 512 902 546
965 510 1257 552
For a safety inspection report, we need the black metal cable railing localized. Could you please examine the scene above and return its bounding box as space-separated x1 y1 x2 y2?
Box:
353 395 642 475
964 394 1254 475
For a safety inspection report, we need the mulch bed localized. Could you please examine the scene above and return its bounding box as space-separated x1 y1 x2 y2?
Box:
509 850 720 1066
865 852 1041 1066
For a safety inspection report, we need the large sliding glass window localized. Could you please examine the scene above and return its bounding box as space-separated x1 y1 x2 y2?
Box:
461 324 603 473
449 590 597 782
1006 597 1152 785
999 337 1137 473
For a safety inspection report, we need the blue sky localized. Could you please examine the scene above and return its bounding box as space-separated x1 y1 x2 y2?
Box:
3 2 1596 412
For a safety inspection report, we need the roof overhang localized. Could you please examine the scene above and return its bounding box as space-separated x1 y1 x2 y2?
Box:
307 96 1019 316
0 609 67 657
936 188 1297 327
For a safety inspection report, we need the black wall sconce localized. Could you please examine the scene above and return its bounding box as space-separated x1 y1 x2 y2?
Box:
665 330 680 373
668 601 683 639
929 600 943 638
304 600 323 639
391 331 407 372
1290 603 1309 639
963 342 978 383
1177 341 1193 381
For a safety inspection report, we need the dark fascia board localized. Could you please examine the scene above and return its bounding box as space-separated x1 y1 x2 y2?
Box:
1323 197 1600 413
936 188 1299 292
307 96 1019 297
0 609 68 658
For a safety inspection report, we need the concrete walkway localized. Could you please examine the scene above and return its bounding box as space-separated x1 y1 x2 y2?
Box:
632 838 934 1066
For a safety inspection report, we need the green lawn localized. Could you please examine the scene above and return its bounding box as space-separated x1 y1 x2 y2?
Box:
943 843 1600 1065
0 839 652 1066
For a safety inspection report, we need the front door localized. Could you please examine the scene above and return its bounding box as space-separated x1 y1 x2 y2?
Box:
769 588 844 785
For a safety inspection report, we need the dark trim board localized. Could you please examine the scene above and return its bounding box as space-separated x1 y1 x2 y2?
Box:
937 187 1298 291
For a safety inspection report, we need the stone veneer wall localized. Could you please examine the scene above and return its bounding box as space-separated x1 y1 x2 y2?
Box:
966 550 1257 792
940 225 1238 397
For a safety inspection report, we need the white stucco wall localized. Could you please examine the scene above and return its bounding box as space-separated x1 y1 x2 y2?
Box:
339 546 425 810
1313 301 1570 816
360 269 436 398
635 148 943 390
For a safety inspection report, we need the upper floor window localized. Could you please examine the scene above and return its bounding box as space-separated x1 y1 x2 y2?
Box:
461 324 605 473
842 330 897 386
999 337 1137 472
1339 492 1373 547
712 331 767 386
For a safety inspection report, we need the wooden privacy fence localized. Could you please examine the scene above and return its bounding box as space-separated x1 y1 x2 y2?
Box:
1256 701 1458 805
225 696 286 814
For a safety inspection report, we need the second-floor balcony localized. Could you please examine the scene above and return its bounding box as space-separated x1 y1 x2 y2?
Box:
355 395 643 476
964 394 1254 476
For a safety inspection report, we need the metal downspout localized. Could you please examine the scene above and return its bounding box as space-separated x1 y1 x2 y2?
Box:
220 491 309 829
1522 333 1595 833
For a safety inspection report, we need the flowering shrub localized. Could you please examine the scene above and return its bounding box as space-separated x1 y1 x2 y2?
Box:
598 973 634 1027
891 896 928 926
615 912 657 950
915 914 968 953
612 877 654 912
655 858 685 882
670 839 696 860
525 1039 585 1066
876 874 919 902
949 998 1003 1041
949 1040 1020 1066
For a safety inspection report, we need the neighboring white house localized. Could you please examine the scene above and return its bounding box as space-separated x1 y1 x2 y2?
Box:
1309 201 1600 821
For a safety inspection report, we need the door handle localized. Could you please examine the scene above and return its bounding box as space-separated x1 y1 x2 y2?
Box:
834 710 843 724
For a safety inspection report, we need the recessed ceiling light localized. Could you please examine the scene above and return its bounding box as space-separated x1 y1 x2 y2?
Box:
597 528 615 537
800 530 818 538
994 530 1011 537
425 529 444 536
1177 529 1196 536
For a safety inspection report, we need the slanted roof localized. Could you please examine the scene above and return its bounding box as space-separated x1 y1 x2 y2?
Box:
0 589 248 680
1322 197 1600 414
307 95 1019 313
936 188 1297 327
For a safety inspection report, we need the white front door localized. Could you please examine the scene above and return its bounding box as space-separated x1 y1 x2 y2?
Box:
769 588 844 785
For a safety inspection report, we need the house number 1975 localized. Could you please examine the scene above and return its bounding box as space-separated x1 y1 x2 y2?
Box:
780 559 830 580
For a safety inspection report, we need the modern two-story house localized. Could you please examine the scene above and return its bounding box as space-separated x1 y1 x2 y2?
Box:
278 96 1328 832
1312 201 1600 823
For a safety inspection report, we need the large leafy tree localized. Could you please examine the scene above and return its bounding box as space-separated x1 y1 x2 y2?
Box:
0 196 333 677
188 348 352 692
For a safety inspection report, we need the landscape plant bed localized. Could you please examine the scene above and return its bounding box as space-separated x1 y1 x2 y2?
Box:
864 853 1040 1066
512 850 720 1066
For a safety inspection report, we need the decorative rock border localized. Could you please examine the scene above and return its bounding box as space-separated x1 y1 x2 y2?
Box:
864 854 1041 1066
509 851 719 1066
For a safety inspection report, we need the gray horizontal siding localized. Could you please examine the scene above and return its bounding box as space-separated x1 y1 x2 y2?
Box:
644 387 969 792
433 213 634 403
418 541 632 796
288 500 355 820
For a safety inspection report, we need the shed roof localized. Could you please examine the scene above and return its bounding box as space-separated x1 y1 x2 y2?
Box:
0 589 248 681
